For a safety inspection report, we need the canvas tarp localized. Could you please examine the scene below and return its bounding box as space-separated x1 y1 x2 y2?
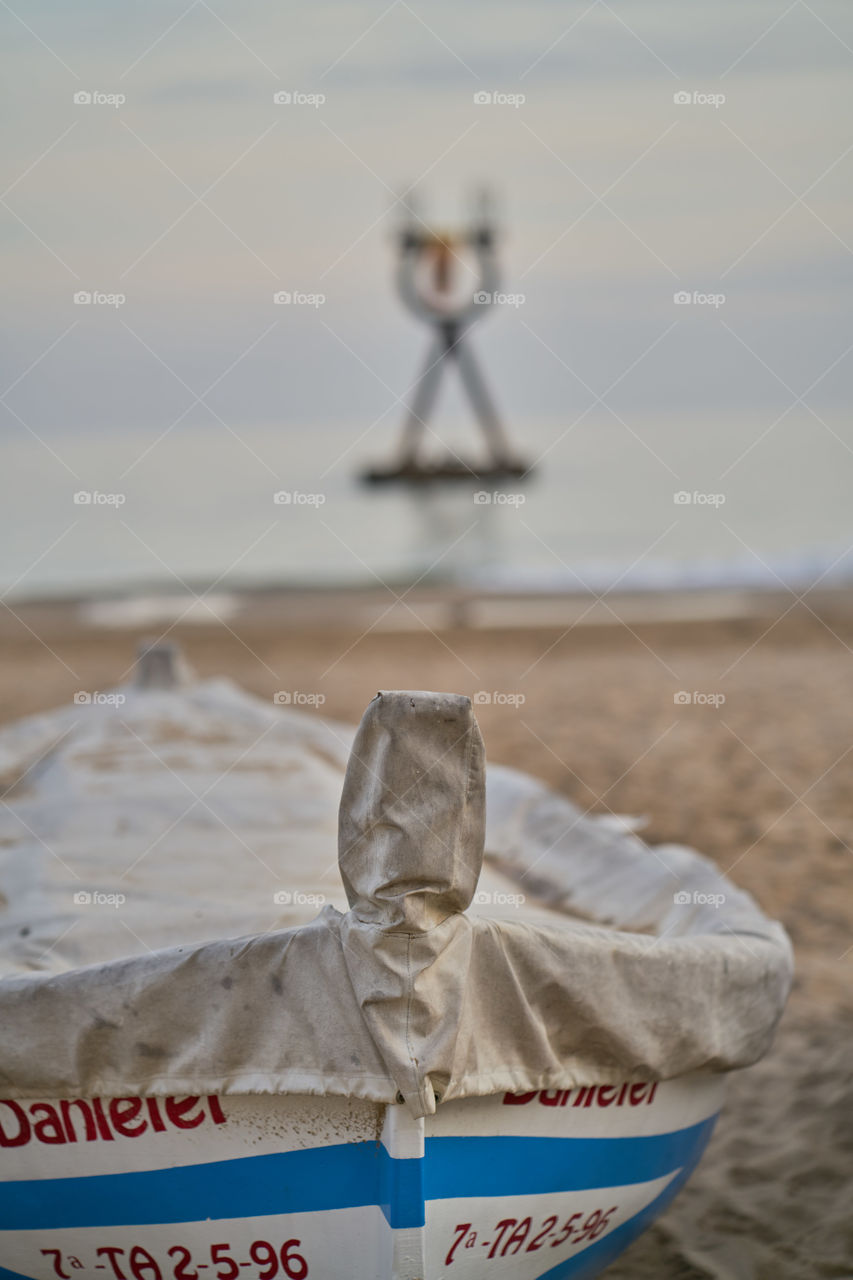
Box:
0 683 792 1117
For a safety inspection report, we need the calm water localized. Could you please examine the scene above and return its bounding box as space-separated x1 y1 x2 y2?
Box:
3 410 852 600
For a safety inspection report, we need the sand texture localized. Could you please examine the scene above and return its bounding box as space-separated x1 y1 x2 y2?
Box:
1 588 851 1277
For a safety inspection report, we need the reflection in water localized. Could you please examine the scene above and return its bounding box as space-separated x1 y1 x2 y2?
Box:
406 484 505 583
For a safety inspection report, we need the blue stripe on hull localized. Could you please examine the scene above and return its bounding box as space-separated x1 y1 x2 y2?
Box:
424 1115 718 1200
0 1143 423 1232
532 1120 717 1279
0 1114 718 1259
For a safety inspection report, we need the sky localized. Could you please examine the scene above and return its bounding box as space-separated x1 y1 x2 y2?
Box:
1 0 852 593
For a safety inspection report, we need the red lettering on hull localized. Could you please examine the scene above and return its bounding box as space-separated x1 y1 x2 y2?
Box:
0 1096 227 1148
503 1082 659 1108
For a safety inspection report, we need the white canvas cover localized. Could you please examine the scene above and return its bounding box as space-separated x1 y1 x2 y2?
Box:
0 672 792 1117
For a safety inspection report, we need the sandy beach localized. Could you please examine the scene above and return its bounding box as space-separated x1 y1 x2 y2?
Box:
1 585 851 1277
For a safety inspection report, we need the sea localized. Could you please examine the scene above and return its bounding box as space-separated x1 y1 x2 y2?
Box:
3 409 852 603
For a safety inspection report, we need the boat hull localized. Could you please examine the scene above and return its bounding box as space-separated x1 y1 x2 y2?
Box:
0 1075 723 1279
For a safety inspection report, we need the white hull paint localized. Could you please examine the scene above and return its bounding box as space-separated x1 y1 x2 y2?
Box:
0 1074 724 1279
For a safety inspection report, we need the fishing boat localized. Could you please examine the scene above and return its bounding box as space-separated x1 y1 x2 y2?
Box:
0 647 792 1279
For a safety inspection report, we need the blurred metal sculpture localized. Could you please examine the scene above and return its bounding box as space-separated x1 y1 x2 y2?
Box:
362 190 530 484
